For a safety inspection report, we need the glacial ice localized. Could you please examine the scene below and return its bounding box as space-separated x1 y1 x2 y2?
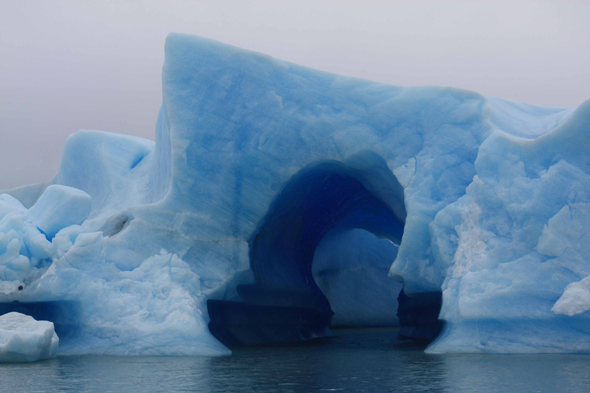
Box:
27 185 91 240
313 228 403 327
0 312 58 362
1 33 589 355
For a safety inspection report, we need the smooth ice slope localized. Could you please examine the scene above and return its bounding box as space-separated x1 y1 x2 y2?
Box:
0 33 589 354
0 312 58 362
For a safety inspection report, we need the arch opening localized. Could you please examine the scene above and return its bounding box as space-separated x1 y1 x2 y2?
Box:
208 154 440 348
249 161 405 309
312 228 403 328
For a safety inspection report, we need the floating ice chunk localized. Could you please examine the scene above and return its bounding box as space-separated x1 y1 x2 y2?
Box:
26 185 91 239
0 312 59 362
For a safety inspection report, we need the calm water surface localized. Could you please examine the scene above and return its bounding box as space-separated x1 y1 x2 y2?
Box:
1 328 590 392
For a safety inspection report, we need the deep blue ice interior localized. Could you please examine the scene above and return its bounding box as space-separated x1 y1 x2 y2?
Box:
250 161 405 305
209 161 416 347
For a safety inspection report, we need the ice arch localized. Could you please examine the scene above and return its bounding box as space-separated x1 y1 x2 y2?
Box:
251 160 404 297
208 153 415 347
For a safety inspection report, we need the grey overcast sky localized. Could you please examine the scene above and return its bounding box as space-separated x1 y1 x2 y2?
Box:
1 0 589 190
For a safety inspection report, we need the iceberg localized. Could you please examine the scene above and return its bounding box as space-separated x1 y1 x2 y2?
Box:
1 33 589 355
0 312 58 362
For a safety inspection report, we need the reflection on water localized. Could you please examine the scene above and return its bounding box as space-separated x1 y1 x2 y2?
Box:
1 328 590 392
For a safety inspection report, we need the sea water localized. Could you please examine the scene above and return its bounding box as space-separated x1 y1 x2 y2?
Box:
1 328 589 392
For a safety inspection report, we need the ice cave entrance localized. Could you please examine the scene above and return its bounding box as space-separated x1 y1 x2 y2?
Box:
208 154 442 347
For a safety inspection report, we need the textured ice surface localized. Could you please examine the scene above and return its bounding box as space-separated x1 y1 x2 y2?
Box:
27 185 91 240
0 312 58 362
1 33 589 354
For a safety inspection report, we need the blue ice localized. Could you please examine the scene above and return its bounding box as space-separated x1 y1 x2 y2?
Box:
0 33 589 356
